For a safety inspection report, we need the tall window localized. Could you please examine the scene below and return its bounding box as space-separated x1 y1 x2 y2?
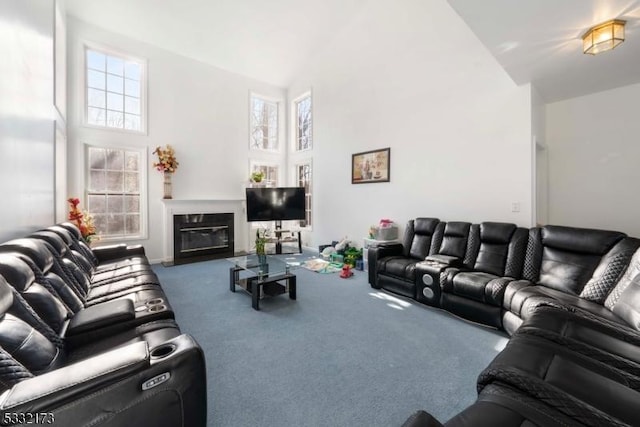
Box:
85 46 145 132
294 94 312 151
250 95 278 150
295 162 312 227
86 145 145 239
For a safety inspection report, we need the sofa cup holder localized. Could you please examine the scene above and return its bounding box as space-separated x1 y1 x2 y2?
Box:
148 304 167 312
422 274 434 286
422 287 434 299
150 343 176 359
146 298 165 306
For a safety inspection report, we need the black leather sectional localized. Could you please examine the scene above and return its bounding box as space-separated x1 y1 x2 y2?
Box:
0 223 206 426
368 218 640 426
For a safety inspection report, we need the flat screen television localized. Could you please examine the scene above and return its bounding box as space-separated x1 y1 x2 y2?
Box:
245 187 306 222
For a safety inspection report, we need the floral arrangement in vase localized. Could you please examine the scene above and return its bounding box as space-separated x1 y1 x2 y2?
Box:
153 145 179 198
153 145 179 173
67 198 98 243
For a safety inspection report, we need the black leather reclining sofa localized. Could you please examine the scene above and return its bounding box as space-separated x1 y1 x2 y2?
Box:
0 222 206 426
369 218 640 426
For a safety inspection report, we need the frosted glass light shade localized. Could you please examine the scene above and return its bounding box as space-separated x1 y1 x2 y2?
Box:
582 20 625 55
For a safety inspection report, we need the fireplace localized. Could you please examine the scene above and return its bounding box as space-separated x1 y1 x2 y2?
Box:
173 213 234 264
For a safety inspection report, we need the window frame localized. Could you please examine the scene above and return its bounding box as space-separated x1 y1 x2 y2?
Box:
83 141 148 242
293 159 313 230
81 41 148 135
291 91 313 153
249 92 280 152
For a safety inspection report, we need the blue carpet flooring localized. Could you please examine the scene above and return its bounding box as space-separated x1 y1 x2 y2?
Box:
153 254 508 427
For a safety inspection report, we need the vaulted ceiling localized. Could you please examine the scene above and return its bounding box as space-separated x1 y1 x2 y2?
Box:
67 0 640 101
447 0 640 102
66 0 371 88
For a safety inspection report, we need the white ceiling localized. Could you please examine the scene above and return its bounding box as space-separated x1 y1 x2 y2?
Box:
65 0 370 88
447 0 640 102
67 0 640 101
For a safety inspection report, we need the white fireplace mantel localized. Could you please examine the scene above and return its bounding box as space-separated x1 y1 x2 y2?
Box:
161 198 246 263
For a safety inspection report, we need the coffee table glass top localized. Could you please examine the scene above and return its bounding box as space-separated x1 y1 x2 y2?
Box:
227 254 291 276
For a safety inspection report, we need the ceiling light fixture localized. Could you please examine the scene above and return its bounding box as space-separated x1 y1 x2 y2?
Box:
582 19 626 55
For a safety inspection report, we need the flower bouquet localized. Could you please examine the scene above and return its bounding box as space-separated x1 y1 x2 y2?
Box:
67 198 98 243
153 145 179 173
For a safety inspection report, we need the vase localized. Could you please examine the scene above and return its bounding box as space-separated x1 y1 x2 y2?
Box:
257 253 268 277
257 253 267 266
163 172 172 199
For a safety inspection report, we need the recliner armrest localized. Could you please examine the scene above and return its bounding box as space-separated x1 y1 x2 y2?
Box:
92 244 146 262
0 341 149 411
66 299 135 336
425 254 462 267
367 243 404 287
503 279 534 310
375 242 404 257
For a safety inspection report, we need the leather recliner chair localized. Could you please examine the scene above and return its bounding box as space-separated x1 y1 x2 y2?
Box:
403 302 640 427
501 225 637 334
0 237 167 308
0 273 207 426
440 222 528 328
368 218 443 298
399 223 640 427
0 253 178 350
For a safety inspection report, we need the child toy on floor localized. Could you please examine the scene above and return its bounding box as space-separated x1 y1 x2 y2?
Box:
340 264 353 278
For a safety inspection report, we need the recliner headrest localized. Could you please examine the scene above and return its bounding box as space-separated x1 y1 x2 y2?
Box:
542 225 625 255
0 275 13 315
30 231 68 257
414 218 439 235
59 222 83 240
480 222 517 244
47 226 74 245
443 222 471 237
0 254 35 292
0 239 54 273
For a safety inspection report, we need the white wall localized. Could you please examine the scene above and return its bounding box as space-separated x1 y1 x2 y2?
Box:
546 82 640 236
288 0 533 248
55 0 68 222
67 18 286 261
0 0 57 240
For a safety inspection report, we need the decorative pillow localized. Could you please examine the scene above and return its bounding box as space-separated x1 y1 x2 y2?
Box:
610 274 640 330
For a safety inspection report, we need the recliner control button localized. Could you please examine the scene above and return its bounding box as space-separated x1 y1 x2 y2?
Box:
142 372 171 390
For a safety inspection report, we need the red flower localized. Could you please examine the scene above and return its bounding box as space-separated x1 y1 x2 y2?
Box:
67 197 98 243
69 211 83 221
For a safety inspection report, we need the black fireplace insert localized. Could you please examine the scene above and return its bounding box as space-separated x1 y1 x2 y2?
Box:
173 213 234 264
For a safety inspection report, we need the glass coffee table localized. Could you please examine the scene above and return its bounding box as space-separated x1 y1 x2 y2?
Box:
227 254 297 310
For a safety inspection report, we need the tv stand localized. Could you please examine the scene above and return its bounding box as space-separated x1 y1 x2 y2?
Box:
268 221 302 254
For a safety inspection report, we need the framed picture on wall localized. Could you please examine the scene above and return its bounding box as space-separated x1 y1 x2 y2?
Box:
352 148 390 184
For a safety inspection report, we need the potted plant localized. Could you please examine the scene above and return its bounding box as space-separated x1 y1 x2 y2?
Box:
250 171 265 183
